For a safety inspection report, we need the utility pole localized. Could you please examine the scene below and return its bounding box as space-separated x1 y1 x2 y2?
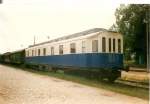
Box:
34 36 36 45
146 6 150 72
47 36 50 40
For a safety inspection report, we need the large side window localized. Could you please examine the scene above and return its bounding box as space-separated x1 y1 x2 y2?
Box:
38 49 40 56
51 47 54 55
59 45 63 55
102 37 106 52
113 39 115 52
82 41 86 53
92 40 98 52
70 43 76 53
109 38 111 52
118 39 121 53
43 48 46 56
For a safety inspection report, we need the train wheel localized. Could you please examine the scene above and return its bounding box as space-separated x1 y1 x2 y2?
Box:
107 70 121 83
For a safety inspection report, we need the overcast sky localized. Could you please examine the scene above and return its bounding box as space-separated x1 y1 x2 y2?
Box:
0 0 149 53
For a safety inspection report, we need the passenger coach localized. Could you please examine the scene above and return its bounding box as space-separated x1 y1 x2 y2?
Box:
25 28 123 81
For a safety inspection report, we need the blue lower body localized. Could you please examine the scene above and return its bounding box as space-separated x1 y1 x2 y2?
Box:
25 53 123 70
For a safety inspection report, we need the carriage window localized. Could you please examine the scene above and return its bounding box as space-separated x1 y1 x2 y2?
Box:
92 40 98 52
102 37 106 52
109 38 111 52
38 49 40 56
35 49 37 56
118 39 121 53
82 41 86 53
29 51 31 56
26 51 27 56
28 51 30 56
70 43 76 53
113 39 115 52
43 48 46 56
26 51 28 57
59 45 63 55
51 47 54 55
26 51 27 57
32 50 34 56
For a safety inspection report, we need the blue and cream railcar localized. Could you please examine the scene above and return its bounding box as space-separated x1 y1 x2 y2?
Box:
25 28 123 81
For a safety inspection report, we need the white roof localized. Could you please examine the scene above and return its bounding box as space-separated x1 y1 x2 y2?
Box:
29 28 116 48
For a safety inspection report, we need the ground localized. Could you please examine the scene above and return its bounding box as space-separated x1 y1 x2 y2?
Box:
0 65 148 104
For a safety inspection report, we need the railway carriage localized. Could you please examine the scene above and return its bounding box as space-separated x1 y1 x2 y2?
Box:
0 50 25 64
25 28 123 82
0 52 11 63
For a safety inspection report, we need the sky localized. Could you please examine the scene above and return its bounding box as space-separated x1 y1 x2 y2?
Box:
0 0 149 53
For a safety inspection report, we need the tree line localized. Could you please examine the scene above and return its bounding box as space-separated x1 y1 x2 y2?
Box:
110 4 150 67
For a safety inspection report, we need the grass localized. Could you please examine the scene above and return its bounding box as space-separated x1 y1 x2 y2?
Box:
2 64 149 100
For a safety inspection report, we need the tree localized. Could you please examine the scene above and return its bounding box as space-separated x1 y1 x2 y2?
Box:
114 4 149 65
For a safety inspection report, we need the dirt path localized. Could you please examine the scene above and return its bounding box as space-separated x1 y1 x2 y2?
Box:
0 65 148 104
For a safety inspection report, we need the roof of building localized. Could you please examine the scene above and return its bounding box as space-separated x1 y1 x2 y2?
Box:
29 28 114 48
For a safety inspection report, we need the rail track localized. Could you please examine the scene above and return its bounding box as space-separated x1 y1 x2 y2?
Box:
116 79 149 89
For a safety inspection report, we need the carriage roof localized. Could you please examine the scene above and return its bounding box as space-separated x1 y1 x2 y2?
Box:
29 28 117 48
